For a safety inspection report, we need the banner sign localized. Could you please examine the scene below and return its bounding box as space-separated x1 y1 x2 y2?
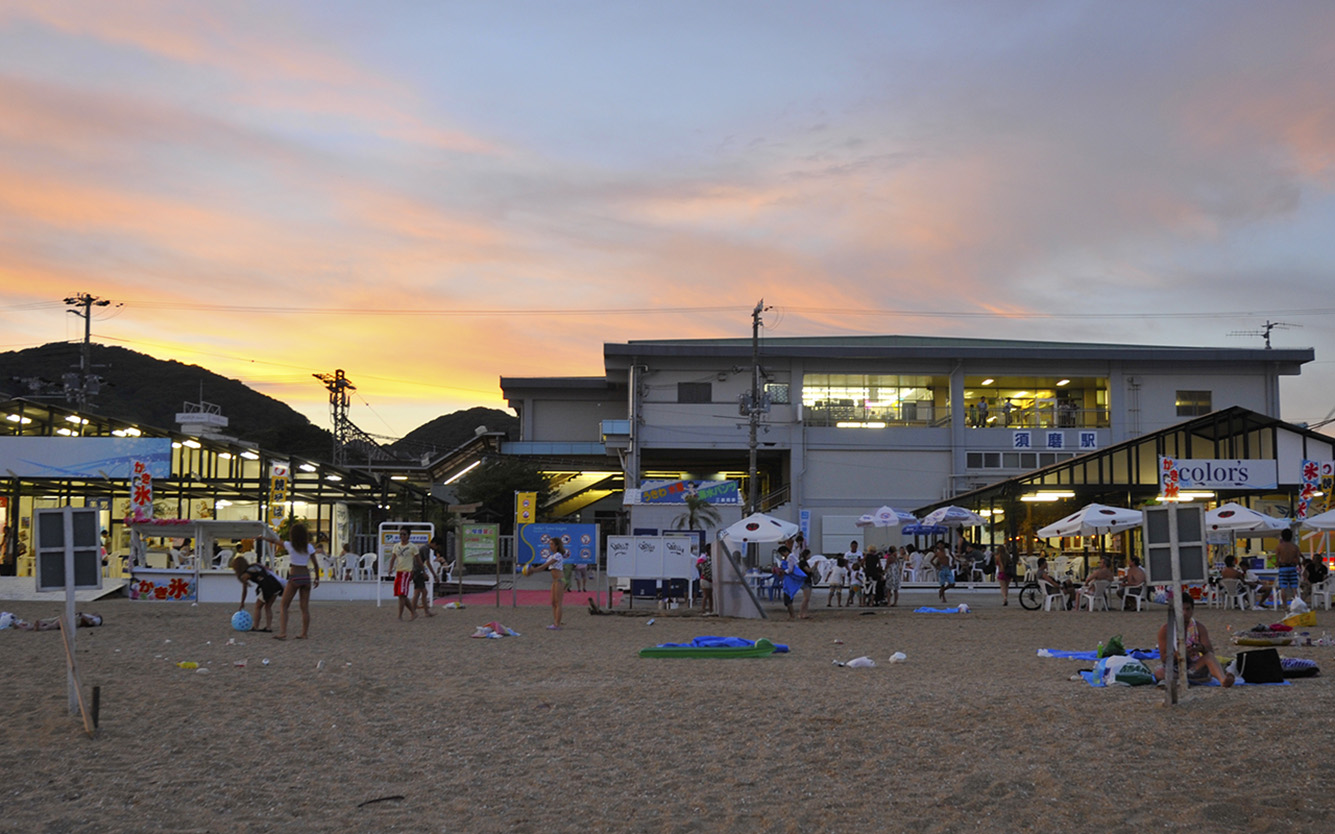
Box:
130 460 154 522
515 491 537 526
1159 457 1278 499
0 437 171 478
638 479 740 504
516 523 597 567
1298 460 1335 519
461 524 499 564
268 464 289 527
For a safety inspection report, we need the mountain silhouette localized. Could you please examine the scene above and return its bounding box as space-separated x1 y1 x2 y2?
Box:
0 342 515 464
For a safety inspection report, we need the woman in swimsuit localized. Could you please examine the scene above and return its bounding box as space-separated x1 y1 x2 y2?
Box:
1154 592 1234 687
530 538 567 630
263 523 322 640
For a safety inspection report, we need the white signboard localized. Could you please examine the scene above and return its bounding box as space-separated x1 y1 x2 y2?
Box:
606 536 695 581
606 536 634 577
1159 457 1278 499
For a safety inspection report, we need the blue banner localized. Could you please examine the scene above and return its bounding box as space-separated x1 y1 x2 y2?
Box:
0 437 173 478
517 523 598 567
639 479 740 504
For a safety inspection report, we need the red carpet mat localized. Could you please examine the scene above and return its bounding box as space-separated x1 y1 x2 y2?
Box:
435 589 624 608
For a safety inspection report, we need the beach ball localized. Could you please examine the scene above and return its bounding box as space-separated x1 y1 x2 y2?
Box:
231 610 253 632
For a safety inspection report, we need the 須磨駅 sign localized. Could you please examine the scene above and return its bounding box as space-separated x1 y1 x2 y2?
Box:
1159 457 1277 499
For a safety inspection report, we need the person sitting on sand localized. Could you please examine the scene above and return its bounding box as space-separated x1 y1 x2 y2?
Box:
231 554 285 632
1154 592 1234 687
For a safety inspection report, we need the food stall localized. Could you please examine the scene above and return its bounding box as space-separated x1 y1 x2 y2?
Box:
128 519 273 603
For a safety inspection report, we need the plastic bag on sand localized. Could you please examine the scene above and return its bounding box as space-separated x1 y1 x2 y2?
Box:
957 603 970 613
888 652 907 663
1289 597 1310 615
846 656 875 668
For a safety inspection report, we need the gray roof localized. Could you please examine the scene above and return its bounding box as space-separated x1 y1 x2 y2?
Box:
605 334 1314 365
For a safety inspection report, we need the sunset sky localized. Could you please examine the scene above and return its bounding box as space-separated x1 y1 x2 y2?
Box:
2 1 1334 437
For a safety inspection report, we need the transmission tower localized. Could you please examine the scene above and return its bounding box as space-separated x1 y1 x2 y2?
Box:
313 369 356 466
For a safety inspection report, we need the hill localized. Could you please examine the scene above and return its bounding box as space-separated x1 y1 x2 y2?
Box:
388 407 518 461
0 342 514 464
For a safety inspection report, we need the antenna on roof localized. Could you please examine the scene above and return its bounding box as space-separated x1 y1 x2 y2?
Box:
1227 320 1298 349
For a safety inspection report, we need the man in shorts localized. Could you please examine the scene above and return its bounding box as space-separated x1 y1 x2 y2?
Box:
390 528 419 621
1276 527 1302 606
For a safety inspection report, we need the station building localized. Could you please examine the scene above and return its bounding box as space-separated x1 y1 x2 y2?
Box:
500 335 1314 553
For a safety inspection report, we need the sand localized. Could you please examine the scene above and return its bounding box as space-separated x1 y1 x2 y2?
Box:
1 589 1331 834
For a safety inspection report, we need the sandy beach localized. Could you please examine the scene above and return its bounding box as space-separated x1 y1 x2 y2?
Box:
2 587 1331 834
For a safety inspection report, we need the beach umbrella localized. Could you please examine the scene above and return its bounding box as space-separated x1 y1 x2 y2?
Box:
855 506 917 528
901 523 948 537
718 512 800 544
1301 508 1335 531
1206 503 1289 535
922 506 987 528
1036 503 1143 538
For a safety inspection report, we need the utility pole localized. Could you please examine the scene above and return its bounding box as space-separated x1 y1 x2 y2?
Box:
746 300 767 515
62 293 114 410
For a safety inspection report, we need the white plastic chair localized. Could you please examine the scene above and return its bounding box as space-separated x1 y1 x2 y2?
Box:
215 549 234 569
1041 580 1067 611
1119 584 1146 612
1311 578 1332 611
1077 580 1111 612
1219 578 1250 610
360 553 378 580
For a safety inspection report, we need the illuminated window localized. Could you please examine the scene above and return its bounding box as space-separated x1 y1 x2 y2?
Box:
1175 390 1212 417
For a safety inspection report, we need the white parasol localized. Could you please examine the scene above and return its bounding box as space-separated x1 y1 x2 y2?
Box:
921 505 987 528
719 512 800 543
1036 503 1143 538
1299 508 1335 531
855 506 917 528
1206 502 1289 535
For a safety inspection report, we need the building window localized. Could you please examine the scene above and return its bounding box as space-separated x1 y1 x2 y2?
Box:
765 382 790 404
801 373 940 426
677 382 712 403
1175 390 1212 417
967 451 1072 470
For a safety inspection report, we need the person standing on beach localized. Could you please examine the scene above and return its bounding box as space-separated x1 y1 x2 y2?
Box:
994 544 1015 606
389 527 419 621
263 523 322 640
884 547 903 607
1276 528 1302 606
776 545 804 620
932 542 955 604
797 549 815 619
528 538 568 629
825 556 847 607
410 539 437 617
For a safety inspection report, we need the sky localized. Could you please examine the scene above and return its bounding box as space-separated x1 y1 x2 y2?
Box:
2 0 1334 437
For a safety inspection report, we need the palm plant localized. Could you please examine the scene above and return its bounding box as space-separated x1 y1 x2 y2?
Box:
673 494 722 532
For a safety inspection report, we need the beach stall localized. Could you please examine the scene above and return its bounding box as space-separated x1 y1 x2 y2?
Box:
128 519 272 603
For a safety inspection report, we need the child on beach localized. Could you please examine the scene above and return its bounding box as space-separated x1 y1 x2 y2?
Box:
231 554 285 632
